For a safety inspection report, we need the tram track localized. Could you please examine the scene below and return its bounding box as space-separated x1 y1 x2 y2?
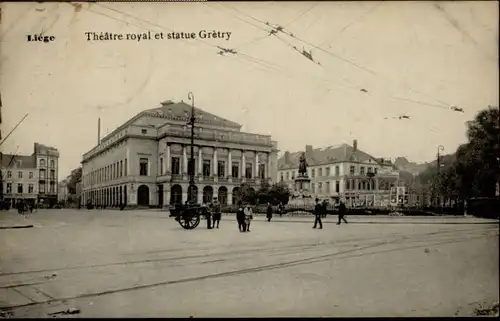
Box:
1 225 491 279
0 226 497 313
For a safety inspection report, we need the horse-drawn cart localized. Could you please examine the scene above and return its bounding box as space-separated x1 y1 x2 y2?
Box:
169 203 208 230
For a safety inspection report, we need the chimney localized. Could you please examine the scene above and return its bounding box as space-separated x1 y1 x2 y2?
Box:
353 139 358 152
97 118 101 145
284 151 290 164
305 145 313 157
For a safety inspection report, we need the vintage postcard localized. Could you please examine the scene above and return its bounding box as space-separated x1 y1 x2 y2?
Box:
0 1 498 318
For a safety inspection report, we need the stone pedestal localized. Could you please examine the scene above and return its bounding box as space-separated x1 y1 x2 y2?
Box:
288 174 316 207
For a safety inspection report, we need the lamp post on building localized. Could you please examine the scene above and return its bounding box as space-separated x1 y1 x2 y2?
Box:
187 92 196 204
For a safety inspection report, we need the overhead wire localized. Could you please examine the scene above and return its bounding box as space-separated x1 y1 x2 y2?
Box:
216 2 464 115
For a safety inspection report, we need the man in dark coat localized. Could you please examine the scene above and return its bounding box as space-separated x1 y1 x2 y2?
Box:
236 205 246 232
313 198 323 229
266 202 273 222
212 198 221 229
337 200 348 225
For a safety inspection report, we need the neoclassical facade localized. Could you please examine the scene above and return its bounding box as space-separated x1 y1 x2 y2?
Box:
278 140 401 207
81 100 278 208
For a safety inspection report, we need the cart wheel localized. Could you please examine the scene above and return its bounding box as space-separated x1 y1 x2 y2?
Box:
178 213 201 230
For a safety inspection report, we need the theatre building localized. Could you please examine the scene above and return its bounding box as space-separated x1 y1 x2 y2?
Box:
81 100 278 208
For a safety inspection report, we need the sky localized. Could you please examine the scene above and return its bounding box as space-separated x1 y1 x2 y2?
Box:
1 1 498 179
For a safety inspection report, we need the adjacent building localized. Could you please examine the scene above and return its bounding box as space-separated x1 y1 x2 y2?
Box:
58 179 69 203
81 100 279 208
278 140 401 207
0 143 60 207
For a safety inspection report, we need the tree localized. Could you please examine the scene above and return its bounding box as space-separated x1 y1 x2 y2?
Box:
238 183 257 205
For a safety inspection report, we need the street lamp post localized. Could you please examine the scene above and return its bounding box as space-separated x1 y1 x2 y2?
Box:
187 92 196 204
437 145 444 212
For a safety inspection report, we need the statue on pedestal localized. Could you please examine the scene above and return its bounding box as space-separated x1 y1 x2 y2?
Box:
298 152 308 177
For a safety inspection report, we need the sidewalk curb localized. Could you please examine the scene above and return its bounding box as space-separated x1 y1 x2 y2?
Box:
0 225 34 230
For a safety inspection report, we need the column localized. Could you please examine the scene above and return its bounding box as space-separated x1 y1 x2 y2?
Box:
267 153 272 179
241 150 246 178
164 185 170 206
227 191 233 205
213 149 218 176
255 152 259 178
166 144 171 172
183 145 188 173
182 191 188 203
197 188 203 204
228 149 232 178
198 148 203 175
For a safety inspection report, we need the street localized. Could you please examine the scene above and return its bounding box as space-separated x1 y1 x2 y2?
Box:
0 209 498 317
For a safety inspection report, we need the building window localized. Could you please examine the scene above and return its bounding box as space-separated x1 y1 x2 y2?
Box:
203 160 211 177
280 173 284 181
245 163 252 179
318 168 323 177
29 172 33 179
291 171 295 180
28 184 34 193
232 162 239 178
40 169 46 180
50 170 55 180
311 183 315 193
218 161 225 177
40 159 45 167
318 182 323 194
259 164 265 179
6 183 12 193
335 181 340 193
360 167 365 175
18 171 22 179
160 158 164 175
335 166 340 176
50 182 55 193
326 181 330 193
50 160 55 168
367 167 373 174
7 171 11 178
358 181 362 190
326 167 330 176
141 129 147 134
286 172 289 180
345 180 350 190
349 166 355 175
139 158 148 176
171 157 180 175
187 159 195 176
374 168 378 175
124 159 128 176
17 183 23 193
312 169 315 178
120 160 123 177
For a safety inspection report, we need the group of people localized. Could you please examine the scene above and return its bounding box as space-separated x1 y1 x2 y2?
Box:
202 198 222 229
236 202 254 232
15 200 35 215
313 198 348 229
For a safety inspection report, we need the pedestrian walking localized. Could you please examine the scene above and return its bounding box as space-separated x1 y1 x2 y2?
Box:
212 198 221 229
236 205 246 232
337 200 348 225
266 202 273 222
313 198 323 229
244 204 253 232
322 200 328 218
204 202 212 229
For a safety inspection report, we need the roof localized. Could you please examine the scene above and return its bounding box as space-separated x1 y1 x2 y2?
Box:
278 144 386 169
0 154 36 169
96 100 242 147
144 101 242 129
